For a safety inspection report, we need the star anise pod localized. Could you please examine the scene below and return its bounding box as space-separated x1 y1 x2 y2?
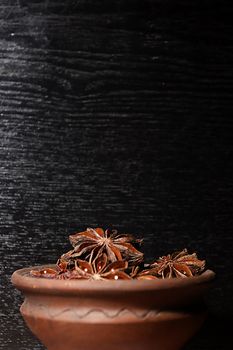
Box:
150 249 205 278
30 260 74 279
31 254 131 280
30 267 59 279
130 265 158 280
70 254 131 280
63 227 143 266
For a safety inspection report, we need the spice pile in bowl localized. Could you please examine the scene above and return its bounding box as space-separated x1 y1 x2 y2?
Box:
31 228 206 281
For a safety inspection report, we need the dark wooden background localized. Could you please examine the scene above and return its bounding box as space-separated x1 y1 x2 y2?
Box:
1 0 233 349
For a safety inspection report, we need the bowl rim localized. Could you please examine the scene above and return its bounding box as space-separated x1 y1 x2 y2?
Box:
11 265 215 295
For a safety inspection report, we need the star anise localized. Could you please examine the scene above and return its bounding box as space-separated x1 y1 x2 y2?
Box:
30 230 207 281
30 259 75 279
130 265 158 280
30 254 131 280
150 249 205 278
30 267 58 279
69 254 131 280
63 227 143 266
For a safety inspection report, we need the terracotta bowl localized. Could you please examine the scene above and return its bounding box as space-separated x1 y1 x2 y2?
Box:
12 266 215 350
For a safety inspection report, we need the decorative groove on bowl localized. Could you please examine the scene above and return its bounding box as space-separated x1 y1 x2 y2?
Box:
22 300 160 321
46 306 159 320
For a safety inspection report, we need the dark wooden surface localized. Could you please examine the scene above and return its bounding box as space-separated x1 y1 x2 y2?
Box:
1 1 233 349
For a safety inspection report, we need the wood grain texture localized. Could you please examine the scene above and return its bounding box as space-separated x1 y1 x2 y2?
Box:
1 1 233 349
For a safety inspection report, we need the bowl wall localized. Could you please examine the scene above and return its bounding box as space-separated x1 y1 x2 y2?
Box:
12 266 215 350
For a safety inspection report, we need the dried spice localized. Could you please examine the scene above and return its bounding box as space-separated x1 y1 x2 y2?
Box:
32 254 131 280
64 227 143 266
150 249 206 278
30 228 206 281
73 254 131 280
130 266 157 280
30 267 58 279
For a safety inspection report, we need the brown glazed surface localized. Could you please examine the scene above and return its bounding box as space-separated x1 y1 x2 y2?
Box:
12 266 215 350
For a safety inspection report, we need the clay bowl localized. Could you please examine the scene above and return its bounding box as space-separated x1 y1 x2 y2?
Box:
12 266 215 350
